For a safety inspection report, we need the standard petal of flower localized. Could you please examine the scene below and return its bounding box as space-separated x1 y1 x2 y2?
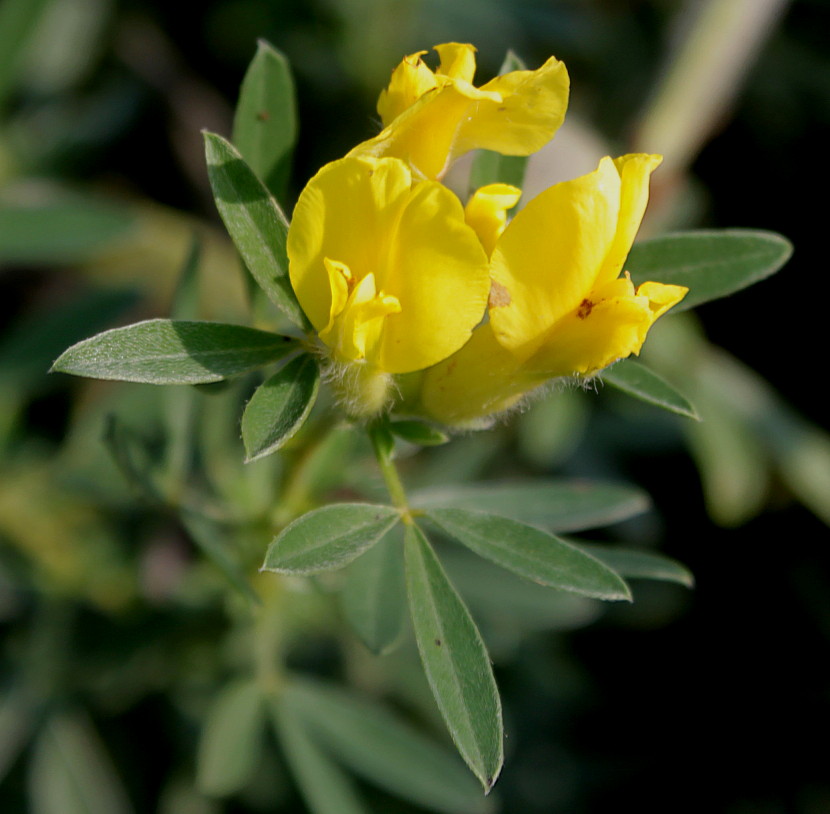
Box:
377 51 437 127
489 157 622 360
525 277 688 378
288 155 489 374
464 183 522 256
378 180 490 373
351 80 500 180
288 157 411 332
594 154 663 287
454 56 569 158
354 46 569 180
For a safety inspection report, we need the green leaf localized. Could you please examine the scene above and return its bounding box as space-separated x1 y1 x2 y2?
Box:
575 543 694 588
627 229 792 312
197 680 265 797
426 509 630 601
204 131 308 328
103 415 163 503
516 389 587 468
0 191 134 264
162 239 203 491
440 546 600 634
368 418 395 460
262 503 400 575
390 419 450 446
180 510 260 605
412 479 650 532
170 235 202 321
282 424 360 506
0 0 52 108
0 686 37 783
28 711 133 814
51 319 296 384
341 526 406 655
687 389 769 526
603 359 699 419
241 354 319 462
469 150 529 194
469 52 529 193
404 525 503 792
271 699 369 814
285 679 493 814
232 40 297 203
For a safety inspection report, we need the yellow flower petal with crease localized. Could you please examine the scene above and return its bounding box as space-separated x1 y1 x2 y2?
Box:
413 154 688 427
376 44 477 127
378 179 491 372
321 257 351 334
288 155 490 374
453 59 569 158
377 51 437 127
353 44 569 180
525 276 688 378
464 183 522 256
595 154 664 287
288 158 410 333
434 42 477 82
489 157 622 360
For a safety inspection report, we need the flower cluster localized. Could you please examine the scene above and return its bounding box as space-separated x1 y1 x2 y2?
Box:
287 43 687 425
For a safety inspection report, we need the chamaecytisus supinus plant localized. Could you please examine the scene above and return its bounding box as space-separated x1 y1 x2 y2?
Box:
53 40 791 808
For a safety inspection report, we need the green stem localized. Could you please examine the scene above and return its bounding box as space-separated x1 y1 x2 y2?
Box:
253 584 285 695
368 421 412 522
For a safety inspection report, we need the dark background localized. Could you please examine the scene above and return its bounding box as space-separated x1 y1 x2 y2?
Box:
1 1 828 812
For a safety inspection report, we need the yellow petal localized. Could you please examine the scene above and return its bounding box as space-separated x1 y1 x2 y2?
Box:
288 155 490 373
636 280 688 320
288 156 411 332
320 257 351 335
489 157 622 359
376 50 437 127
419 321 532 426
435 42 477 83
595 154 663 287
352 79 500 180
355 47 569 179
333 273 401 362
378 180 490 373
525 277 688 378
464 183 522 256
454 55 569 158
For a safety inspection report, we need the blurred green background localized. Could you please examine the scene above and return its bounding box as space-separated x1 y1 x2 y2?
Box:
1 0 828 812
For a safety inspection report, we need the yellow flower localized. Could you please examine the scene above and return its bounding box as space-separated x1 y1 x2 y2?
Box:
287 155 490 416
349 43 569 181
464 183 522 256
417 154 688 426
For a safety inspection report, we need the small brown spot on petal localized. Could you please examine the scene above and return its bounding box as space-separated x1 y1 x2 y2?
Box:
577 298 594 319
489 281 511 308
